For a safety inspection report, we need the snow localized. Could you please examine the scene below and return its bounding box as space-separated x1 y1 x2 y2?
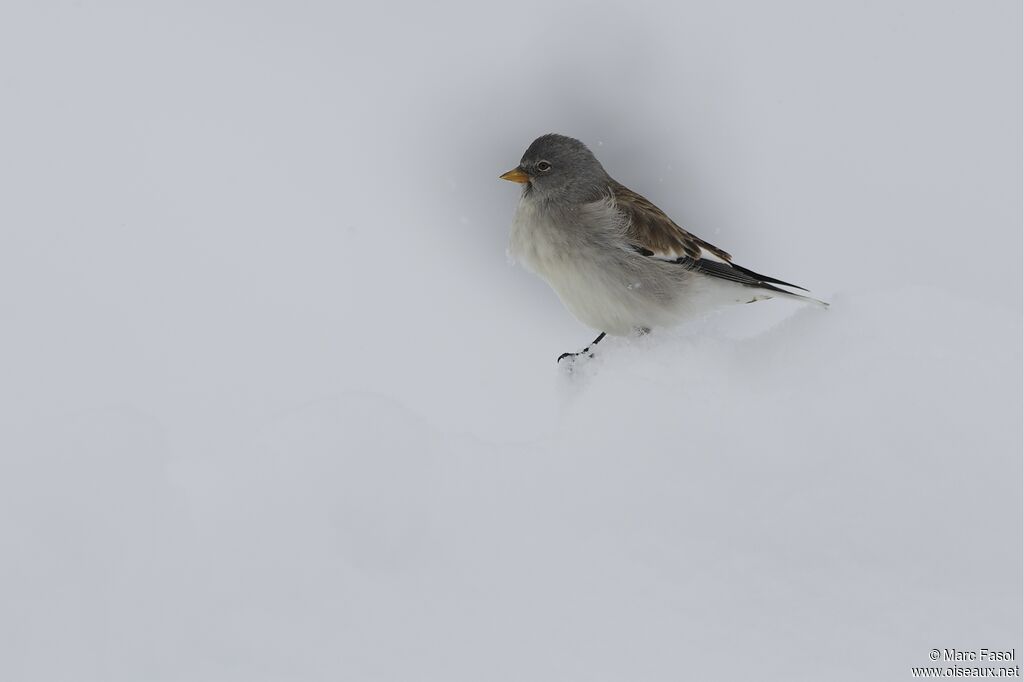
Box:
0 1 1020 681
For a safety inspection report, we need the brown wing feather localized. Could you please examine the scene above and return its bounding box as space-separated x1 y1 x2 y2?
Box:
612 182 732 262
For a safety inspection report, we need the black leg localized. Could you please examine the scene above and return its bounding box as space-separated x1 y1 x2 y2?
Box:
557 332 606 363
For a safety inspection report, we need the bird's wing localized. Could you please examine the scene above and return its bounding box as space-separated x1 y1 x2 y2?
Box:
612 181 810 293
613 182 733 263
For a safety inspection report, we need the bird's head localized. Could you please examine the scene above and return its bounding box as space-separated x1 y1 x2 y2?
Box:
500 133 610 203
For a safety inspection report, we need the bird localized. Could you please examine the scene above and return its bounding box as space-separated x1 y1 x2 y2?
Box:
500 133 827 364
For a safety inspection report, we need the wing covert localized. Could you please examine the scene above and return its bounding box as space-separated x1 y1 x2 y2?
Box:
612 182 732 263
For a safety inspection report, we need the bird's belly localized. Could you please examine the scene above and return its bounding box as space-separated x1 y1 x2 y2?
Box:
513 231 666 334
509 201 700 334
542 260 648 335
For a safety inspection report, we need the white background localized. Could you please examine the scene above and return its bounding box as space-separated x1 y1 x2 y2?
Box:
1 1 1020 680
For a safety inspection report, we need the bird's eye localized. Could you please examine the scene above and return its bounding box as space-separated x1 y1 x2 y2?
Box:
536 160 552 172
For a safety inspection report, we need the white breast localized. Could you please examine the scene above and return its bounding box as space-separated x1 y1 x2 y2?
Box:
507 195 669 335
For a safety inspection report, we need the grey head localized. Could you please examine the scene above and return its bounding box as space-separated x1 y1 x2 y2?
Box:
500 133 612 204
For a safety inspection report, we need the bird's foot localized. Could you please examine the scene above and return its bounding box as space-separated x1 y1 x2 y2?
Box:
556 332 606 370
556 349 595 373
557 349 596 364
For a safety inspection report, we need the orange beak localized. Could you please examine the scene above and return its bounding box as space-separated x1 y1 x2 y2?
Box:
499 167 529 183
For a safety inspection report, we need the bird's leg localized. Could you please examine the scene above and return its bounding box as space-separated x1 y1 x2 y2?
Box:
557 332 606 364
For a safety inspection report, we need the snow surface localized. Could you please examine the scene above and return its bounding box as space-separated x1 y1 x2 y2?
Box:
0 1 1020 681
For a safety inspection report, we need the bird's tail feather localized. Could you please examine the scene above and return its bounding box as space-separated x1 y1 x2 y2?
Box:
678 256 829 309
764 284 830 309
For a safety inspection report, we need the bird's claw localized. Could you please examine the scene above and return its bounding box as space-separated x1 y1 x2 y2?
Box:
556 333 605 368
556 350 595 366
